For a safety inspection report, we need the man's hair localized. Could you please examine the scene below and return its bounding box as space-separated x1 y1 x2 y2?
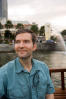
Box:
15 29 37 44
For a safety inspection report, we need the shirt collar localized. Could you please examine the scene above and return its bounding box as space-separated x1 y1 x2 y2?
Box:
30 59 40 76
32 59 40 71
15 57 40 74
15 57 25 73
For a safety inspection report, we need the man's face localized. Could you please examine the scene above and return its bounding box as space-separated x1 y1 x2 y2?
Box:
14 32 36 59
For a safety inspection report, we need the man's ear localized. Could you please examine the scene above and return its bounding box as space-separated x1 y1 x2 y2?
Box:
33 43 37 51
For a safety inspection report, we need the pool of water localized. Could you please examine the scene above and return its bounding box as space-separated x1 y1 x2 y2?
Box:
0 51 66 88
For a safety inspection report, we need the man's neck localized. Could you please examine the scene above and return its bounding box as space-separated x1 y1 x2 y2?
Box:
19 56 32 72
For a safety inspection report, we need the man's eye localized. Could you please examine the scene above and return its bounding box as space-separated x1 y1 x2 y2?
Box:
15 41 20 44
24 40 30 43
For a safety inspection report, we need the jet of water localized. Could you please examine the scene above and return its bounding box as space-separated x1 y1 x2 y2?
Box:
51 33 66 51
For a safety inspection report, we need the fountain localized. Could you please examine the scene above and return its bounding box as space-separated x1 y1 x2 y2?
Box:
50 33 66 51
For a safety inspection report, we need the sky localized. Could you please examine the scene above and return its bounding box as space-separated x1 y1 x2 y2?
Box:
8 0 66 31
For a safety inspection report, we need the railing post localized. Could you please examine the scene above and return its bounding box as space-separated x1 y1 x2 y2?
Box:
61 72 65 90
50 68 66 90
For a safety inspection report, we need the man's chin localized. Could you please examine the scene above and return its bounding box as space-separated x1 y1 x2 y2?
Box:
20 56 28 59
19 55 31 59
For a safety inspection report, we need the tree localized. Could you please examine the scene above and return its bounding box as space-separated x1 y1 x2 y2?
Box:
0 22 3 29
4 30 12 39
39 26 45 36
0 33 2 39
0 33 2 43
30 24 39 34
61 30 66 36
50 36 57 41
16 23 24 29
5 20 13 29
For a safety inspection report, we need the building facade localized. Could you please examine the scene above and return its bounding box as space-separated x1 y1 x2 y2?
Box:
45 23 52 40
0 0 8 24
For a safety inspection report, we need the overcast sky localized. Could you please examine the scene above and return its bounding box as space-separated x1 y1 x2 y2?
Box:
8 0 66 31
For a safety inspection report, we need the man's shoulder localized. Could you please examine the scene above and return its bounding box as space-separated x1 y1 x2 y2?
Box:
33 59 44 64
33 59 49 76
33 58 48 69
0 58 16 73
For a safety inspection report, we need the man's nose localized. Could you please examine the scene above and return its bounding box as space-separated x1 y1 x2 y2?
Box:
19 42 24 48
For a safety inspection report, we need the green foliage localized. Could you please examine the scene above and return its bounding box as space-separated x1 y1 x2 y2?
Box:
0 22 3 29
39 26 45 36
61 30 66 35
50 36 57 41
30 24 39 34
4 30 15 41
16 23 24 29
4 40 9 44
0 34 2 39
5 30 12 39
0 40 3 43
5 20 13 29
11 34 15 40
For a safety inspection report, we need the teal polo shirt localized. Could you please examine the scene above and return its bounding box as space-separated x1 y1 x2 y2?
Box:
0 57 55 99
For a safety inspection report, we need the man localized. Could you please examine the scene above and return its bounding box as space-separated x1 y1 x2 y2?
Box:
0 29 55 99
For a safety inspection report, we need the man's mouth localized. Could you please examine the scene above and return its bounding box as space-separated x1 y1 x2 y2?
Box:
18 49 27 51
18 50 27 53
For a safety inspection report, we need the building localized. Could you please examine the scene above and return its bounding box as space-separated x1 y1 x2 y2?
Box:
12 20 29 25
0 0 8 24
45 23 52 40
